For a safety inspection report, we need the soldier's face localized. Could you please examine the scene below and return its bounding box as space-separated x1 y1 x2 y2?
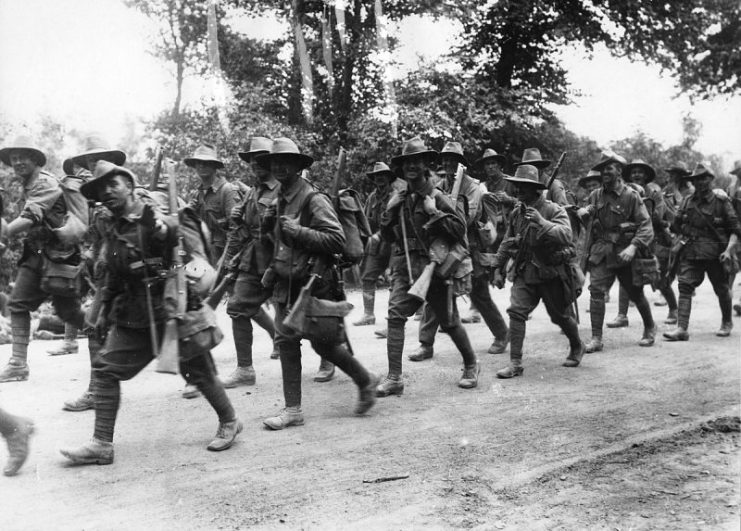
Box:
630 168 648 186
194 161 217 180
691 175 712 193
373 174 390 190
250 160 270 182
514 184 541 204
271 156 302 185
401 154 429 182
441 155 459 176
8 150 38 180
100 174 133 213
601 163 621 188
584 179 600 194
484 160 502 178
85 154 106 171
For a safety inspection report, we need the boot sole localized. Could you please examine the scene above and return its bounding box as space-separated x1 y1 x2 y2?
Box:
0 374 29 383
62 403 95 412
222 379 256 389
496 369 524 379
59 450 113 465
376 385 404 397
408 354 433 362
262 418 305 430
207 422 243 451
606 323 628 328
313 372 335 383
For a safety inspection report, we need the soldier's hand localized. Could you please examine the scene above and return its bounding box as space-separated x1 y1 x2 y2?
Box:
492 268 505 289
387 191 405 210
720 250 733 263
524 206 544 227
617 243 637 264
138 203 157 230
229 205 244 226
422 195 437 215
279 215 301 238
576 207 591 220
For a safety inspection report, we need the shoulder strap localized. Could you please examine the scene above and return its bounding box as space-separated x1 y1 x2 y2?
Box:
689 200 723 241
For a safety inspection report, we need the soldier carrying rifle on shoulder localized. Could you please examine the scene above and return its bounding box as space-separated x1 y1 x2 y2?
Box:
376 136 480 397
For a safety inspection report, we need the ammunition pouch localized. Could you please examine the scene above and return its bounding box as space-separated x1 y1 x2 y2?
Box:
631 254 661 289
476 220 497 248
40 254 83 298
178 303 224 360
273 241 312 281
285 296 353 343
435 242 468 279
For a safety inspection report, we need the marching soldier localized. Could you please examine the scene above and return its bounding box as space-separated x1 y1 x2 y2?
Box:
354 162 396 326
185 143 238 265
0 136 89 383
729 161 741 316
663 163 740 341
577 151 657 352
410 141 509 361
377 137 480 397
491 164 583 377
258 138 377 430
60 161 242 465
220 137 280 388
608 159 679 327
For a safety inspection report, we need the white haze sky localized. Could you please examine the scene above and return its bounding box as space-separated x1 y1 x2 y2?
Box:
1 0 739 169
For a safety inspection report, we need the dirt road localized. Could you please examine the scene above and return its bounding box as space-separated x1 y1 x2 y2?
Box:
1 282 739 530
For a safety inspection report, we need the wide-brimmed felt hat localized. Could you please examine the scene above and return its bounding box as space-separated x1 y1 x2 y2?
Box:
366 161 394 179
0 135 47 167
440 141 468 167
515 148 551 169
624 159 656 183
390 136 439 166
81 160 139 201
664 161 691 177
474 148 506 168
687 162 714 180
238 136 272 163
591 150 628 171
184 144 225 168
255 137 314 170
729 160 741 177
505 164 547 189
70 133 126 168
578 169 602 188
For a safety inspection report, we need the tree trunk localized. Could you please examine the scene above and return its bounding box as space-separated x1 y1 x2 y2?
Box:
321 10 334 99
374 0 397 138
173 54 184 118
291 0 314 125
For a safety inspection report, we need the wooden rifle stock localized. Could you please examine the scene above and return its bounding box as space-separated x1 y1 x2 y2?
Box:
408 262 435 301
157 159 184 374
283 274 318 334
205 272 235 309
150 146 164 192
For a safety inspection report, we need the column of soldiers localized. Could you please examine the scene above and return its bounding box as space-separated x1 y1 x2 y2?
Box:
0 131 738 475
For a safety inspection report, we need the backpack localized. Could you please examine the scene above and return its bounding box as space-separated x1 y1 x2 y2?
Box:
52 175 90 246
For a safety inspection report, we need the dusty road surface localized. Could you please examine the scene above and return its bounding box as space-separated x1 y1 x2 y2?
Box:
1 281 739 530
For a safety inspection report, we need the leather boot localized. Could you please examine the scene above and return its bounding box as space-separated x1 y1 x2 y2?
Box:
263 406 304 430
458 362 480 389
639 326 657 347
207 419 243 451
60 438 114 465
2 415 34 476
563 341 585 367
584 337 603 353
374 328 387 339
47 340 79 356
606 314 629 328
354 314 376 326
355 375 379 415
408 344 433 362
663 327 689 341
314 359 335 382
716 321 733 337
496 364 523 378
488 333 509 354
0 358 29 383
378 325 405 397
664 293 691 341
354 291 376 326
664 309 678 325
182 383 201 399
376 376 404 397
221 366 256 388
63 391 95 412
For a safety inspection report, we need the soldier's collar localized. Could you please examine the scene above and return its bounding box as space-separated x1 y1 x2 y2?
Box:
261 178 278 191
200 174 226 192
604 179 625 197
119 198 145 223
280 175 306 203
695 188 714 203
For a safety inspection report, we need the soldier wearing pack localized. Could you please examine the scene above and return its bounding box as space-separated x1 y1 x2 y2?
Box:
376 137 480 397
490 164 584 377
663 163 740 341
729 161 741 317
410 141 509 361
0 136 89 383
577 151 657 352
516 148 571 207
258 138 377 430
60 161 242 465
608 159 679 328
354 162 397 327
219 137 280 388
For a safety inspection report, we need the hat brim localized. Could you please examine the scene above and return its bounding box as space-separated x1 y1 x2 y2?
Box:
237 150 269 163
390 150 439 166
624 163 656 182
71 149 126 168
439 152 469 167
687 170 713 180
505 176 547 189
366 169 394 179
474 154 506 168
184 157 225 169
578 175 602 187
255 152 313 171
731 168 741 177
515 159 550 169
0 147 47 167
